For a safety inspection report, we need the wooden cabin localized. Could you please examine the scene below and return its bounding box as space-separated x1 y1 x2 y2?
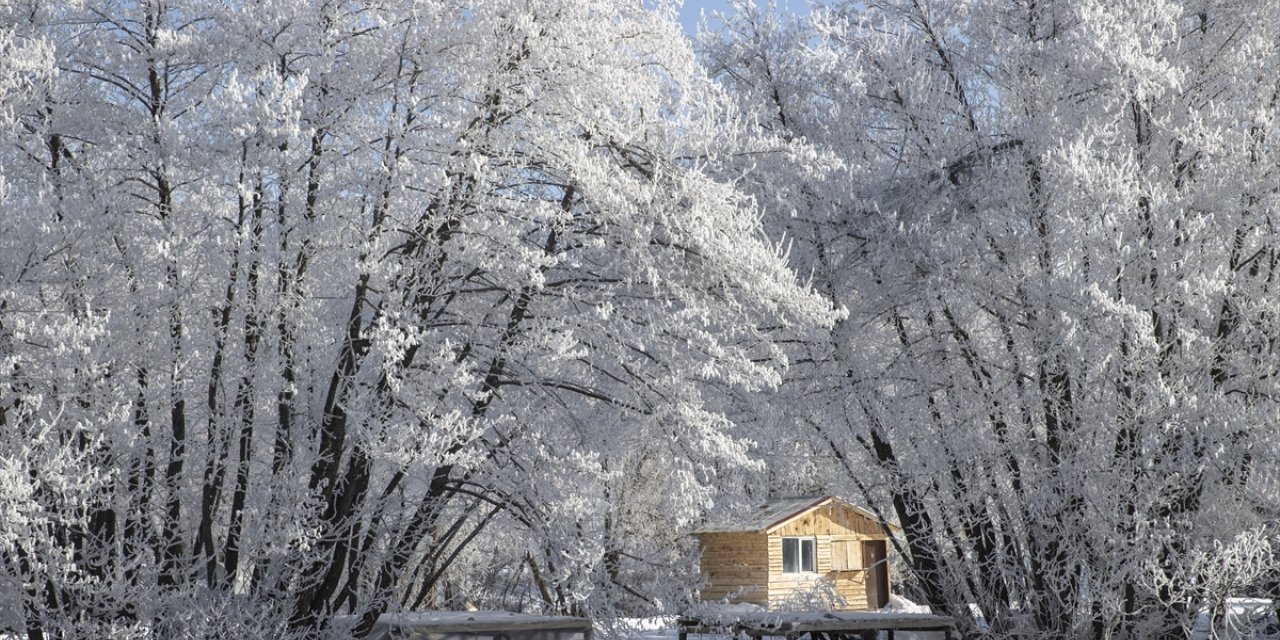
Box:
694 496 899 611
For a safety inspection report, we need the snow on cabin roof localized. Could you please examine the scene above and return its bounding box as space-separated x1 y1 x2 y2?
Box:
693 495 901 534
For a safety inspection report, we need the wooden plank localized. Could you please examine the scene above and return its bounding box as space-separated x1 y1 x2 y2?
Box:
701 530 770 602
366 612 592 635
767 580 822 590
771 502 893 538
831 540 852 571
704 576 767 585
701 589 767 601
678 612 956 635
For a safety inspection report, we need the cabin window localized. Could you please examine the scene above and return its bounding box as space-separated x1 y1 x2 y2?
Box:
782 537 816 573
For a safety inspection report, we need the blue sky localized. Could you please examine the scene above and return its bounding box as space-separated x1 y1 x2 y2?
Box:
677 0 810 34
677 0 736 33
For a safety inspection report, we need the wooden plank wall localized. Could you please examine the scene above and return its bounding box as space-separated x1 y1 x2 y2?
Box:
832 568 870 611
765 534 871 610
698 532 769 606
771 503 886 538
766 504 888 611
699 503 892 611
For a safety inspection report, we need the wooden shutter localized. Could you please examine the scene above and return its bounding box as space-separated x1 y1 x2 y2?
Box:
831 539 857 571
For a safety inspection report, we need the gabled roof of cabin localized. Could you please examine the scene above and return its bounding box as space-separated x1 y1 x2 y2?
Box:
693 495 901 534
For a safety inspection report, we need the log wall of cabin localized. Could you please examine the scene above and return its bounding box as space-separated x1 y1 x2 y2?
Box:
697 532 769 606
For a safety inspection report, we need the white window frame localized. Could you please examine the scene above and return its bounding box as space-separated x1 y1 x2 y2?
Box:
781 536 816 573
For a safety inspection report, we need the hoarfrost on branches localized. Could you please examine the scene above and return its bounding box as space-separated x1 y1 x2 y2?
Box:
0 0 834 636
703 0 1280 638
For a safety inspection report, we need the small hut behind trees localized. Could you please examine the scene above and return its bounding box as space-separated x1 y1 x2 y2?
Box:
694 496 899 611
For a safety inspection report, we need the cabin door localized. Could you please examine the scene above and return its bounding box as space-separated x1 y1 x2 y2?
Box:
862 540 889 609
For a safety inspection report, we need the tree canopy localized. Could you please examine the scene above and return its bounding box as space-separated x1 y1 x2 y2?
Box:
3 1 1279 639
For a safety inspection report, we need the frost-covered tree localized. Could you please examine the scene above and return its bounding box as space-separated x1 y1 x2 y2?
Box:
0 1 834 637
704 1 1280 638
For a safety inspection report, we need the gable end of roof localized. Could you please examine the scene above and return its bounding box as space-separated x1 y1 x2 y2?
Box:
693 496 902 535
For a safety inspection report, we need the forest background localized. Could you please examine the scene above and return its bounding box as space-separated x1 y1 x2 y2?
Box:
2 1 1278 639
